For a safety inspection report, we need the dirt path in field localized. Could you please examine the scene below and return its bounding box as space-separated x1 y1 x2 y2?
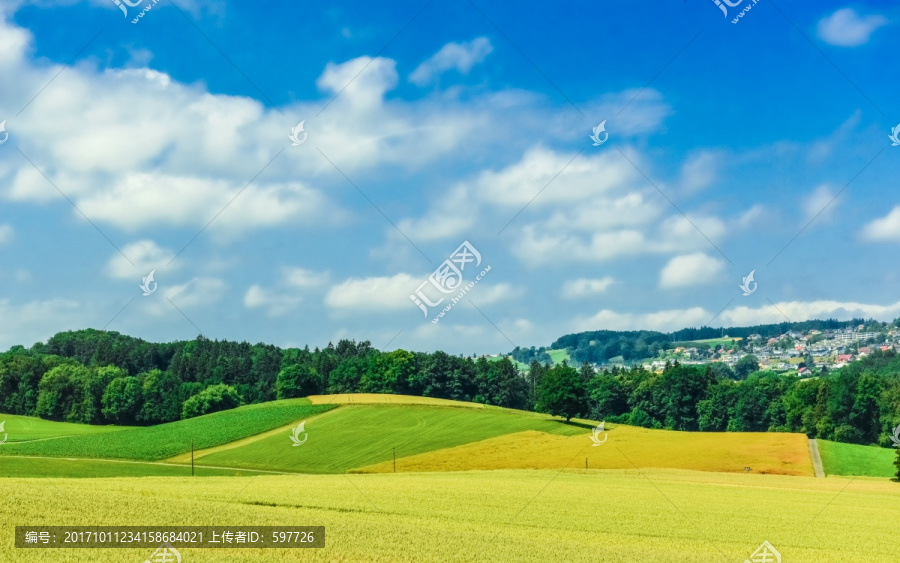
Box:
808 438 825 478
166 408 338 464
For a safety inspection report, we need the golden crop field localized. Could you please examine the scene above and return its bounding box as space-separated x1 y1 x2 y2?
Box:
1 469 898 562
357 424 814 476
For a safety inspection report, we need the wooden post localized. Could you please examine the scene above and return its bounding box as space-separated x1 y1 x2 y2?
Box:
191 439 194 476
585 458 588 470
393 447 396 473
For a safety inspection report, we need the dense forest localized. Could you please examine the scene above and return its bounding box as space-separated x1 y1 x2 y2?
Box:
1 329 899 449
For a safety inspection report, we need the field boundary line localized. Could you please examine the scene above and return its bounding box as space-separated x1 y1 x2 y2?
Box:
1 455 301 475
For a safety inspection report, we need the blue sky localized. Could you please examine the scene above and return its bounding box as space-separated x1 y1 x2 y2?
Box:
0 0 898 354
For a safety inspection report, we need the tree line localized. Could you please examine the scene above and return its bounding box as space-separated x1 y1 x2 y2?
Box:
533 351 900 448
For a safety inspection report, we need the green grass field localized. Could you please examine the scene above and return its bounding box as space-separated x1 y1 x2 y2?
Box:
2 470 899 562
0 414 131 442
818 439 897 477
0 399 335 460
547 349 570 364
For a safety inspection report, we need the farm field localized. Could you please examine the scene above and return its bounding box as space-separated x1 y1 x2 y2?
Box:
184 403 588 473
0 399 335 460
357 424 814 475
818 439 897 477
0 414 132 442
1 469 898 562
0 456 270 478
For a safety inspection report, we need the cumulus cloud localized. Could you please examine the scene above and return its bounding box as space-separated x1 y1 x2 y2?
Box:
659 253 725 289
409 37 493 85
106 240 176 280
243 267 328 316
861 206 900 242
325 273 421 311
817 8 888 46
561 277 615 299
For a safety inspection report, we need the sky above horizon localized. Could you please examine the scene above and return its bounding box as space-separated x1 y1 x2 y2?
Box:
0 0 899 354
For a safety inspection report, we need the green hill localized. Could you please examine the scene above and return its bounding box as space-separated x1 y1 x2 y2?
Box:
187 401 586 474
0 414 132 442
0 399 334 461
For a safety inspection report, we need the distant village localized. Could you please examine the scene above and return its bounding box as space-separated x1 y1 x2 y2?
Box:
643 325 898 377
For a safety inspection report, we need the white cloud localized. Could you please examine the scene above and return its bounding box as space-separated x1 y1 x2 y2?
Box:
802 184 838 221
0 224 13 245
144 277 226 315
285 267 329 288
561 277 615 299
861 206 900 242
325 273 420 311
679 151 720 194
106 240 176 280
737 204 765 229
317 56 399 110
243 267 328 316
817 8 888 46
244 284 302 316
470 283 521 305
659 253 725 289
409 37 493 85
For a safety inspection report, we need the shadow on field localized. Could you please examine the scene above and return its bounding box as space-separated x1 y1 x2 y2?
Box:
549 420 596 431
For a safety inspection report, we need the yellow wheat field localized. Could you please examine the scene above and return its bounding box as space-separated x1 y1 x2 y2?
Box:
357 424 815 476
1 469 898 562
